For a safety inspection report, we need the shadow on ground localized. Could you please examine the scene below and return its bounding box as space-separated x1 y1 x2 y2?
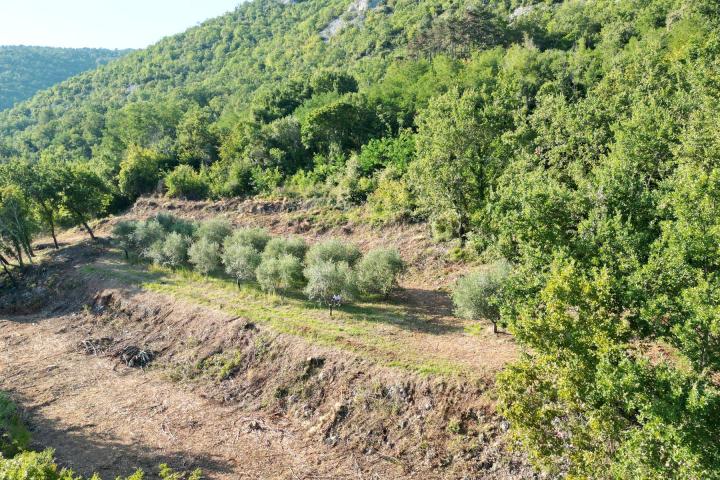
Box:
11 392 231 479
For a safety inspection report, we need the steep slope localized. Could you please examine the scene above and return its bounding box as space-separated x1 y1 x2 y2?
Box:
0 0 507 158
0 46 129 110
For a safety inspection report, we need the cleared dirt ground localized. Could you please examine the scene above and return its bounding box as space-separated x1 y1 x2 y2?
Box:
0 198 525 479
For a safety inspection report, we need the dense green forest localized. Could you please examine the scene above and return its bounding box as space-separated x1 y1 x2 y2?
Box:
0 46 129 110
2 0 720 477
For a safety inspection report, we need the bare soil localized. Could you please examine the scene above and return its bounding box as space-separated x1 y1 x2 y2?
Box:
0 198 526 479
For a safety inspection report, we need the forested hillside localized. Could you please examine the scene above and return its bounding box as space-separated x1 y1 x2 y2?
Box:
0 46 129 110
2 0 720 477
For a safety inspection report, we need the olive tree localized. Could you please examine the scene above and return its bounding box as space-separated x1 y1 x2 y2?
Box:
256 253 304 294
188 237 221 276
303 260 356 316
355 248 405 297
222 241 262 285
452 260 510 334
305 238 361 267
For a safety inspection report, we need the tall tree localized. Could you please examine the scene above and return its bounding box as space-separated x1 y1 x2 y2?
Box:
410 87 502 241
0 185 36 266
58 164 110 241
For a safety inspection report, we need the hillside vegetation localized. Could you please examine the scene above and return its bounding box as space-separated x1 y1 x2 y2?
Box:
0 46 129 111
2 0 720 477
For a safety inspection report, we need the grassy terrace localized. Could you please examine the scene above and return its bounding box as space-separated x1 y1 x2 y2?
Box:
82 251 498 380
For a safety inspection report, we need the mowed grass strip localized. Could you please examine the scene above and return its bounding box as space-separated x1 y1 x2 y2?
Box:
83 254 480 379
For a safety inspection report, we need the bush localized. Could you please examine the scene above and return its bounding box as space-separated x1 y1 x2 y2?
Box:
0 450 197 479
154 212 196 237
208 158 254 199
118 146 169 199
305 238 361 267
195 218 232 245
222 243 262 284
188 237 221 275
303 260 356 306
226 227 271 252
165 165 210 200
262 236 308 261
0 393 30 458
161 232 191 267
452 260 511 334
256 254 304 293
132 219 166 255
143 240 166 265
0 449 79 479
366 167 415 225
112 220 138 259
356 248 405 297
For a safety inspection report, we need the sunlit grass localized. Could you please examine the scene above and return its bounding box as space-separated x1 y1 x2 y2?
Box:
82 251 480 378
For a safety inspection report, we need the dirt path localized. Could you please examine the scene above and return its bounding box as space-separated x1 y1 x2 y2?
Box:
0 314 404 479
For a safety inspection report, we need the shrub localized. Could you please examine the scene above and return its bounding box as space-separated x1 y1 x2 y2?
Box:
161 232 191 267
305 238 361 267
452 260 511 334
366 167 415 225
188 237 221 275
195 218 232 245
251 166 283 194
0 393 30 458
143 240 166 265
165 165 209 200
154 212 196 237
118 145 169 199
333 154 376 206
303 260 356 307
356 248 405 297
222 243 262 284
227 227 271 252
0 449 76 479
262 236 308 261
112 220 138 259
256 254 304 293
132 219 166 254
208 158 254 199
0 450 196 479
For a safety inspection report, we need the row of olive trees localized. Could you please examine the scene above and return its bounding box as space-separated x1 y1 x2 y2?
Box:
113 213 405 311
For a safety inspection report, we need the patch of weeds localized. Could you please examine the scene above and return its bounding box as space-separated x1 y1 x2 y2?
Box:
0 392 30 457
447 418 463 435
253 334 272 360
464 322 486 337
199 351 245 381
274 386 289 399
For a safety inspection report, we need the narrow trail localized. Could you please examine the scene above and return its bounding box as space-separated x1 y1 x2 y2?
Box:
0 313 403 479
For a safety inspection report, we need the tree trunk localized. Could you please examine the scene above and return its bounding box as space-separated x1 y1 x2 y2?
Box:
0 254 16 287
70 207 96 241
49 214 59 249
492 321 498 335
22 238 34 261
12 242 24 268
82 220 96 241
40 204 59 249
